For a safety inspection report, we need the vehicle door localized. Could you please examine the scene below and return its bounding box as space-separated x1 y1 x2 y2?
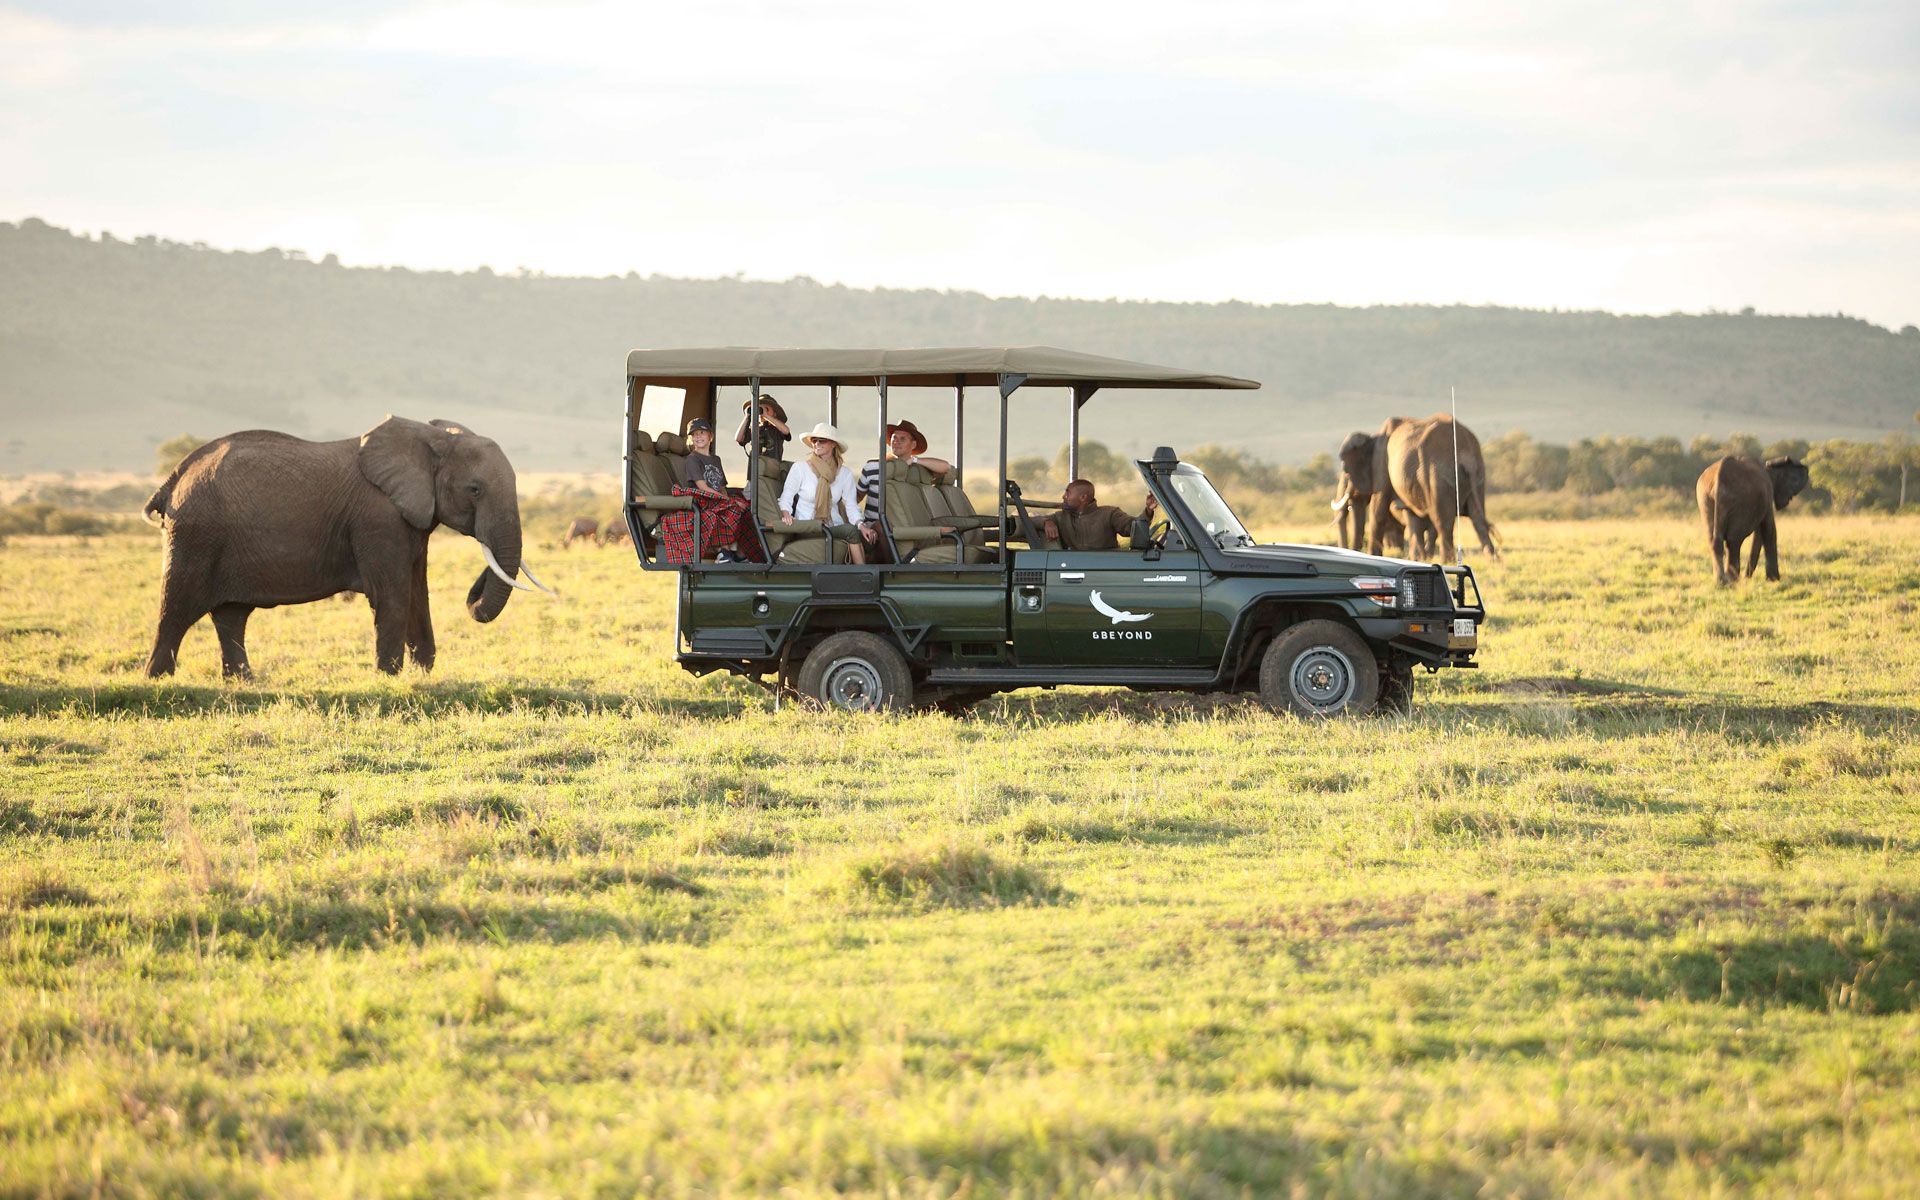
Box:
1035 544 1204 665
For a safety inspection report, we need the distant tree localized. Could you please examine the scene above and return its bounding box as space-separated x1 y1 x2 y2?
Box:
155 433 205 478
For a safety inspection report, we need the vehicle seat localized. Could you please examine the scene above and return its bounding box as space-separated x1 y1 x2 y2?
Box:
926 481 998 563
882 461 984 564
654 432 690 483
627 432 689 537
753 455 847 565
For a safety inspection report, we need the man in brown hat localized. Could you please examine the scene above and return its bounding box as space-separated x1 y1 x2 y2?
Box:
859 420 952 522
1042 479 1157 551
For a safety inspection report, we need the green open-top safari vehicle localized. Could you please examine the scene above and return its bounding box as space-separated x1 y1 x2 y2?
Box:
622 346 1483 715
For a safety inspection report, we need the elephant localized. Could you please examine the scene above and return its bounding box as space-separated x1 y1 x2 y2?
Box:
562 517 600 548
1337 414 1499 562
1331 482 1432 558
142 416 553 677
1695 455 1809 584
599 518 631 548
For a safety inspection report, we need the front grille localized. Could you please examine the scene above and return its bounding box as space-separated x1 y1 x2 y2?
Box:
1014 569 1044 586
1402 569 1451 610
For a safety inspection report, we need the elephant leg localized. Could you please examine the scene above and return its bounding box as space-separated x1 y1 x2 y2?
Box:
145 602 204 677
1365 496 1388 556
1436 511 1458 565
370 599 408 674
1745 533 1763 579
1727 533 1747 581
210 604 254 679
1762 516 1780 581
407 551 435 670
145 559 207 677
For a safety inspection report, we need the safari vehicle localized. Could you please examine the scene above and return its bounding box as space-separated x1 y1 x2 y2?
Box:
621 347 1484 715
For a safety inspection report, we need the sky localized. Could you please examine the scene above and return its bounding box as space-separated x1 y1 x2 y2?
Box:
3 0 1917 328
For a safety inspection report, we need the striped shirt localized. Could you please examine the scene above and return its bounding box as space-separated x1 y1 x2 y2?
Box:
859 457 946 520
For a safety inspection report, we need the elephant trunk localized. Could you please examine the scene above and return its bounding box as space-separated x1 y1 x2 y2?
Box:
466 508 524 624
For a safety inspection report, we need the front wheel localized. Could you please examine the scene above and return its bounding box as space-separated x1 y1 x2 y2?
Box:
796 631 913 713
1258 620 1381 718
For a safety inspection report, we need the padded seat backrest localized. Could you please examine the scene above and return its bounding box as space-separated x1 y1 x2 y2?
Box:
882 461 940 558
753 456 791 554
654 432 690 483
628 431 677 501
928 482 986 548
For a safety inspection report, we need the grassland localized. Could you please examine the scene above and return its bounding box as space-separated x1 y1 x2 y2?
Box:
3 516 1918 1198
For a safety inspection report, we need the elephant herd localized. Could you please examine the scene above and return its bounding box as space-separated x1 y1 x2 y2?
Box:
138 412 1814 678
1329 413 1810 588
1331 413 1500 562
560 516 630 549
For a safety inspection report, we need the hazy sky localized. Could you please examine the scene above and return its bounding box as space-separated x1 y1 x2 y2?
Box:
4 1 1916 327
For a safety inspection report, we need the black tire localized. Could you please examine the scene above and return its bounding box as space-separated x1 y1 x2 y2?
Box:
796 631 913 713
1257 619 1381 718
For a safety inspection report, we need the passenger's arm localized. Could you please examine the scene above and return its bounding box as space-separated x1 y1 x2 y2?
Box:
913 454 951 478
778 464 805 522
734 413 752 448
836 471 864 526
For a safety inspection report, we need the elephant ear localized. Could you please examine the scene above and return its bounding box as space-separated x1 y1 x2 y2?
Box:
1370 432 1392 502
1338 432 1374 495
359 416 447 530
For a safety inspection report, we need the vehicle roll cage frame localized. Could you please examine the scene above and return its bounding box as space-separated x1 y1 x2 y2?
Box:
622 370 1112 574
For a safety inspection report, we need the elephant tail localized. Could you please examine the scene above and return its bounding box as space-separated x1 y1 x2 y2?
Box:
143 472 182 528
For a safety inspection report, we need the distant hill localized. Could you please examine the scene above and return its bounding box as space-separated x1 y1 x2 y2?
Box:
3 217 1916 476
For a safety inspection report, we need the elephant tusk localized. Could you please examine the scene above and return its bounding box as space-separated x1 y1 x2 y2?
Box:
479 541 537 593
1330 494 1349 512
518 560 560 597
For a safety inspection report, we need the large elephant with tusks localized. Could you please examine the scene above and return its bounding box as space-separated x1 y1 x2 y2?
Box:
1337 414 1499 562
143 416 553 677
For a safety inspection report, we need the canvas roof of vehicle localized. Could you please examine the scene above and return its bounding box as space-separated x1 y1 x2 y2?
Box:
623 346 1260 391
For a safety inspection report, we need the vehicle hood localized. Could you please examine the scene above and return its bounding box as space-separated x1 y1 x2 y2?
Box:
1220 542 1423 576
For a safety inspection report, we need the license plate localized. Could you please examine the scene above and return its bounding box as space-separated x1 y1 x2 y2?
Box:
1452 618 1476 638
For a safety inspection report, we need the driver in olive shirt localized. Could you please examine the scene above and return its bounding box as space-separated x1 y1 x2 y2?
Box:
1043 479 1157 550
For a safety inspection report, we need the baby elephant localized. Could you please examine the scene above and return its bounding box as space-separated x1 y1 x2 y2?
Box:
1695 455 1810 585
561 517 600 548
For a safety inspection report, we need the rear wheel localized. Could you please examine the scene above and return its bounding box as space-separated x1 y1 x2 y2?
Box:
1258 620 1381 718
797 631 913 713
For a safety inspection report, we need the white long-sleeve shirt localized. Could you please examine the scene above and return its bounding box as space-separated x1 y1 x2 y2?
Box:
779 460 863 525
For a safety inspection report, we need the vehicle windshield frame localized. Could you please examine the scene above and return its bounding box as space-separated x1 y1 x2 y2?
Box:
1152 463 1254 550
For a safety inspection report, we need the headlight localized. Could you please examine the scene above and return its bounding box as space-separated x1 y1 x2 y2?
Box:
1351 575 1398 608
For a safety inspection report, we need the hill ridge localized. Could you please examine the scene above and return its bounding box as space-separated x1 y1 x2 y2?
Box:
4 217 1916 473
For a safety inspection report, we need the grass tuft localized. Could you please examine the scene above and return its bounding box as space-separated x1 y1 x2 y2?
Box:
3 868 96 909
845 843 1061 909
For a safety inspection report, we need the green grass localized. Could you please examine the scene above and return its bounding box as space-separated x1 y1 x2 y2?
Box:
3 515 1918 1197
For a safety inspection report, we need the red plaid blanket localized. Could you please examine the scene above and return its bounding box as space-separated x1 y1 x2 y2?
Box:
658 487 758 564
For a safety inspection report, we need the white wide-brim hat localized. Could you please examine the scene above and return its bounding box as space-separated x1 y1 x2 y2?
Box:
800 422 845 448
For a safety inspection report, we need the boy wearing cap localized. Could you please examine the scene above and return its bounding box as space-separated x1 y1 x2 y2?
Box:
679 418 749 562
680 418 732 496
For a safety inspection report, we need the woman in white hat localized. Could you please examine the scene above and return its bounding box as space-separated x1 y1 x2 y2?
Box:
778 423 871 564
